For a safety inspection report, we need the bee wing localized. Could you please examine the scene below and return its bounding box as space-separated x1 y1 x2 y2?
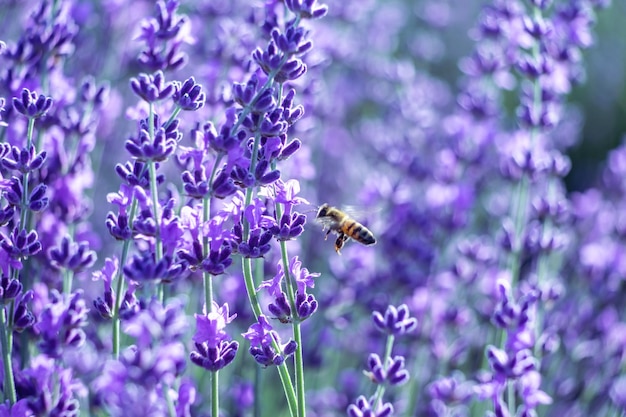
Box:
315 216 340 229
341 205 367 219
341 205 382 221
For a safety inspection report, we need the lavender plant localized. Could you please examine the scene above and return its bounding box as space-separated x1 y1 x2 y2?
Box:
0 0 624 416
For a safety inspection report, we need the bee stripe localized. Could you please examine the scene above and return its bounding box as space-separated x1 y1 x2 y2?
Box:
359 228 376 245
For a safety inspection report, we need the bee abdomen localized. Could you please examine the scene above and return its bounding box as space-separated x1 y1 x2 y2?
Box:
357 227 376 245
345 221 376 246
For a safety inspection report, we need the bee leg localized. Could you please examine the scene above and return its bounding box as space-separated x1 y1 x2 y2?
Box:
334 233 349 254
325 229 332 241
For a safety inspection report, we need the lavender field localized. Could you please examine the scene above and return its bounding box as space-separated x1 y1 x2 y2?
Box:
1 0 625 416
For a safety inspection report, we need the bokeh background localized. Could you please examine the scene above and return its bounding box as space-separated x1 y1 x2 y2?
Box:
2 0 626 416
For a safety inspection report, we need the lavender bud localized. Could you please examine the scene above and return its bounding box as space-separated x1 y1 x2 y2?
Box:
278 139 301 160
285 0 329 19
28 183 49 212
522 16 552 39
372 304 418 336
0 275 22 303
172 77 205 111
12 88 53 119
130 71 175 103
0 228 42 259
283 340 297 356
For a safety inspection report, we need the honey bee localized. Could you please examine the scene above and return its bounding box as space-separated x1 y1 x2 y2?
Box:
316 204 376 254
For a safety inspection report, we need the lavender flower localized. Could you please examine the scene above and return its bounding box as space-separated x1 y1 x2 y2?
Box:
136 0 191 72
0 274 22 302
13 355 82 416
242 315 297 366
35 289 89 358
11 89 52 119
190 302 239 372
48 235 96 273
372 304 419 336
172 76 206 111
94 299 189 414
0 0 621 416
347 395 393 417
129 71 175 103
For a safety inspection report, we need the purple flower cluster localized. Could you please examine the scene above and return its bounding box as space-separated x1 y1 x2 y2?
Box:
1 0 624 416
347 305 417 417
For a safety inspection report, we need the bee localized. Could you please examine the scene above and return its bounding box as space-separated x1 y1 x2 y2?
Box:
316 204 376 254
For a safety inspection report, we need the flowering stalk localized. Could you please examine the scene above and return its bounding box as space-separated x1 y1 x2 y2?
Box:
228 3 328 415
348 304 417 417
0 304 16 404
268 177 317 417
507 2 545 288
110 197 138 359
275 214 306 416
0 89 51 405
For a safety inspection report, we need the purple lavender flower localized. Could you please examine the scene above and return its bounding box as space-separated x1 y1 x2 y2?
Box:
365 354 410 386
242 315 297 366
0 145 46 174
48 235 96 273
125 115 181 162
372 304 418 336
35 289 89 358
0 274 23 302
129 71 175 103
295 291 318 321
172 77 205 111
2 177 48 213
0 228 42 259
0 399 33 417
124 298 188 347
14 355 82 416
123 251 185 284
267 292 293 323
12 89 52 119
347 395 394 417
12 289 35 332
428 372 474 407
136 0 191 71
92 257 118 319
285 0 329 19
233 200 275 258
94 300 189 414
190 302 239 372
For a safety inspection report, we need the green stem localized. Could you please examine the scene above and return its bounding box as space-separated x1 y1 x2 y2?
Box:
201 168 221 417
202 152 223 311
242 257 263 319
0 307 16 404
373 334 395 410
62 270 74 294
211 371 219 417
275 199 305 417
507 381 516 416
254 365 262 417
229 16 301 138
165 106 182 129
235 15 307 416
163 383 176 417
508 175 530 287
403 346 427 417
19 118 36 229
147 102 163 301
112 198 139 359
148 159 163 262
292 322 305 417
242 256 297 416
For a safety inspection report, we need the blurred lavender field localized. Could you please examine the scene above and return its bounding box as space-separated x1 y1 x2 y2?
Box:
1 0 626 416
